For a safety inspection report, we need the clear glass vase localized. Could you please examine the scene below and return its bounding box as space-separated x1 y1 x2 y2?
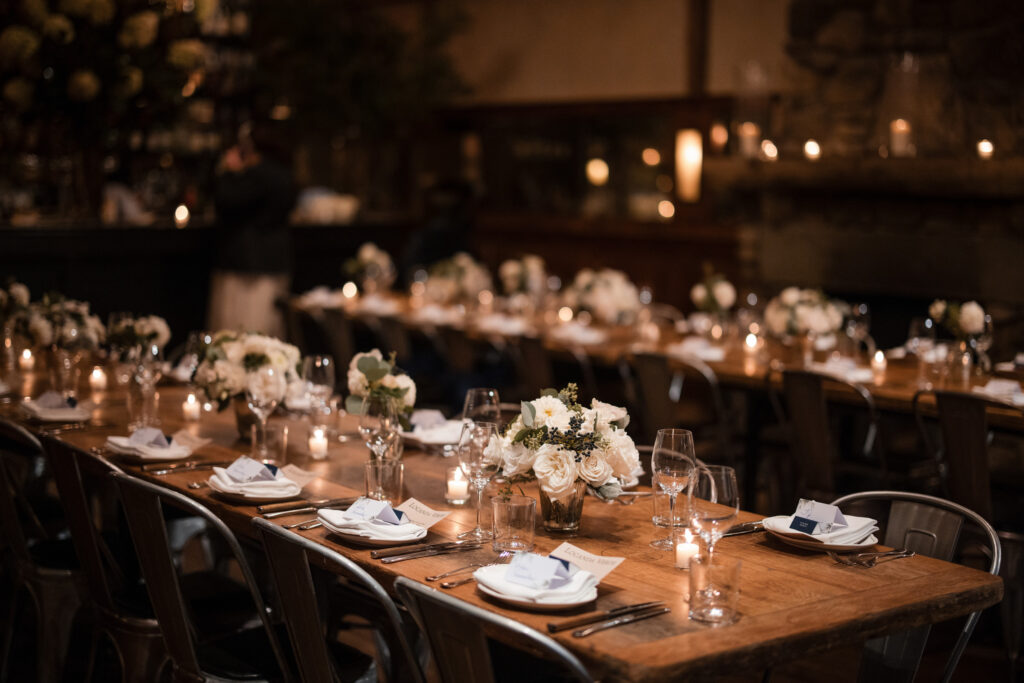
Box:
538 480 587 534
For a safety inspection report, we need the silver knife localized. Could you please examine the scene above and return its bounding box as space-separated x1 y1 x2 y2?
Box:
572 607 671 638
370 540 478 559
380 544 482 564
723 520 764 537
547 601 665 633
263 502 354 519
146 461 233 476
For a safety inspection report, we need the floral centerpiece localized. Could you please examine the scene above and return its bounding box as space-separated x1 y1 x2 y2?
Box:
690 269 737 313
107 315 171 351
193 331 302 411
424 252 492 305
484 384 641 533
345 349 416 428
928 300 986 341
763 287 845 338
498 255 547 297
0 281 30 328
561 268 641 325
344 242 396 293
16 294 105 352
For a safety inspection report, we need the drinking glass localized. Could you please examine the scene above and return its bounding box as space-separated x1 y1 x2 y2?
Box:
845 302 871 357
457 421 499 540
462 387 501 423
689 554 742 626
690 465 740 559
364 460 404 504
650 429 697 550
906 317 937 387
356 396 401 460
302 354 335 421
128 344 164 430
251 423 289 467
491 494 536 552
246 365 286 461
971 315 994 374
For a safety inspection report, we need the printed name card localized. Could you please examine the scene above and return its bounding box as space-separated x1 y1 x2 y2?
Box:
128 427 169 449
346 498 406 525
395 498 451 528
225 456 277 483
790 498 848 535
549 542 625 583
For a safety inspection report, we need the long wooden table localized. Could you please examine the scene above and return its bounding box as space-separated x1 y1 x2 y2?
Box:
3 378 1004 682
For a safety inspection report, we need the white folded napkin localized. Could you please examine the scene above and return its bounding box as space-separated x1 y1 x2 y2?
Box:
209 460 302 498
807 359 874 384
357 295 401 315
412 304 462 325
666 337 726 362
764 514 878 545
410 409 447 430
474 562 598 604
23 392 93 421
549 323 607 345
403 419 465 446
886 346 907 360
318 505 426 541
973 379 1024 406
476 314 529 336
106 428 209 461
168 363 195 383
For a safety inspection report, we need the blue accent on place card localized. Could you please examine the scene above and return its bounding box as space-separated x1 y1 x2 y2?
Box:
790 516 818 533
265 464 279 476
550 555 572 571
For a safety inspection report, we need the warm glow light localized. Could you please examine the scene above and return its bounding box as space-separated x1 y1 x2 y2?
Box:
174 204 190 228
642 148 661 166
314 427 324 440
710 122 729 151
737 121 761 158
674 129 702 202
585 158 609 186
745 333 758 350
977 139 994 159
889 119 913 157
657 200 675 218
803 139 821 161
558 306 574 322
341 281 358 298
269 104 292 121
18 349 34 371
761 139 778 161
410 281 426 297
477 289 494 306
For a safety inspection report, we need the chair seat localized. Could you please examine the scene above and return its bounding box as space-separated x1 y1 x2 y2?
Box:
27 537 79 571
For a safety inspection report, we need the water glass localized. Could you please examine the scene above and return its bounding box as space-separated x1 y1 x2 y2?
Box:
491 494 536 552
127 384 159 431
364 460 404 505
690 465 740 559
462 387 501 423
689 554 742 626
650 428 697 550
251 423 289 466
302 354 335 420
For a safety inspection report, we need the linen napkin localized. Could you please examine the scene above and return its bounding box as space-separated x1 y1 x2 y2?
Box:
549 323 608 346
764 513 877 545
412 304 462 325
666 337 726 362
807 358 874 384
972 379 1024 406
106 428 210 460
318 497 427 541
208 457 302 498
475 314 529 336
357 294 401 316
403 420 465 446
23 391 93 422
474 556 598 604
409 409 447 430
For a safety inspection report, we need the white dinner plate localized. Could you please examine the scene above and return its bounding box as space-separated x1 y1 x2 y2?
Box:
765 528 879 552
475 584 598 612
319 518 428 547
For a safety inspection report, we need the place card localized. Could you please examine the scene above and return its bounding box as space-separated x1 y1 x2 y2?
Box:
279 464 318 488
549 542 625 583
128 427 169 449
395 498 451 528
346 497 406 525
225 456 277 483
791 499 848 535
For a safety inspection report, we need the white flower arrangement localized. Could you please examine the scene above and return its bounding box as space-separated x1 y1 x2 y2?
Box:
763 287 845 337
483 384 641 502
498 255 547 297
16 294 105 351
690 270 736 313
561 268 641 325
107 314 171 350
425 252 492 305
928 299 986 339
344 348 417 421
0 281 30 329
344 242 396 291
193 331 302 408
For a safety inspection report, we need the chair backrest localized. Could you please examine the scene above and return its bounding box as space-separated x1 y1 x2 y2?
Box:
376 315 413 363
320 307 357 371
630 353 677 444
831 490 1001 683
252 518 424 683
513 336 554 397
436 325 477 374
110 472 291 681
632 352 730 449
394 577 593 683
0 419 48 564
912 389 1019 522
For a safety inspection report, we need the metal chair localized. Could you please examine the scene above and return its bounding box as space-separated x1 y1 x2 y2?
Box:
111 472 293 682
0 419 85 683
394 577 593 683
831 490 1002 683
252 518 423 683
512 336 555 398
320 307 358 373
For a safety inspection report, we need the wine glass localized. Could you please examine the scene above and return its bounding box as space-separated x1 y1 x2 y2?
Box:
907 317 937 387
649 429 697 550
971 315 994 374
462 388 500 423
356 396 400 461
690 465 740 559
246 365 287 462
845 303 872 358
302 355 335 421
456 421 499 540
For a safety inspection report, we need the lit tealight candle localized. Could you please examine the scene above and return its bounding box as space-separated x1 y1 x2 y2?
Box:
803 139 821 161
341 281 358 300
18 349 34 371
744 333 760 355
871 349 888 377
182 393 201 421
675 529 700 570
737 122 761 159
445 466 470 504
309 427 329 459
890 119 913 157
557 306 574 323
89 366 107 391
977 139 994 160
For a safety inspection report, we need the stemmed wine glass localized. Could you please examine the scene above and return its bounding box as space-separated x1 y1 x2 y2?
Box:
846 303 872 358
650 429 697 550
906 317 937 387
690 465 740 559
462 387 501 423
971 315 994 374
456 421 499 540
246 365 286 462
302 355 335 422
357 396 400 461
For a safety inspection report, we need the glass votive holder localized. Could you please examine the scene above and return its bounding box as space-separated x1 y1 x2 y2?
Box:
491 494 536 552
689 554 742 626
182 392 202 421
308 425 329 460
365 460 404 505
674 529 700 570
444 466 471 505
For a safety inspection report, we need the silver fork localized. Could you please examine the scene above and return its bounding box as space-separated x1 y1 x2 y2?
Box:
829 548 913 567
440 551 513 588
426 563 486 582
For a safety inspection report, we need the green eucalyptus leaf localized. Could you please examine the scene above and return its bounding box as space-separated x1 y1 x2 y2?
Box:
356 356 379 375
345 395 367 414
521 400 536 428
363 366 389 383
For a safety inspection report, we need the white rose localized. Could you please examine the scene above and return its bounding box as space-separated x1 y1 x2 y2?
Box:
690 283 708 308
579 453 613 487
712 280 736 309
532 445 578 501
929 300 946 322
601 429 641 484
780 287 801 307
28 314 53 346
589 399 628 431
496 439 537 478
246 367 288 404
380 372 417 407
959 301 985 335
530 395 572 430
9 283 29 307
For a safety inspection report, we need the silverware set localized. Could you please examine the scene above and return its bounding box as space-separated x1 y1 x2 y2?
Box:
142 460 233 476
543 601 670 637
828 548 915 567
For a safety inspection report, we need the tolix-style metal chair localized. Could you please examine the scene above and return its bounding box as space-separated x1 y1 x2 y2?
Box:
111 472 293 682
252 518 422 683
831 490 1002 683
395 577 592 683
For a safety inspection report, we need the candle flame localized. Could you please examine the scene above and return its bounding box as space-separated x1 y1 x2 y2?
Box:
874 350 885 363
313 428 324 440
342 281 358 298
452 467 464 482
91 367 104 379
186 393 197 405
745 333 758 349
558 306 574 323
684 528 693 543
21 349 31 360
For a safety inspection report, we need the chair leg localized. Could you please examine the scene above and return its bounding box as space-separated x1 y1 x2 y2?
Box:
31 576 84 683
0 587 20 683
114 628 168 683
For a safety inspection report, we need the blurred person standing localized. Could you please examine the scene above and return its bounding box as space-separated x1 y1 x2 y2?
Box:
207 121 296 336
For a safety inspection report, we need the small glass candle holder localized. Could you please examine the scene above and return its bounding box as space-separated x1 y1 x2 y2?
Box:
89 366 108 391
445 466 471 505
674 529 700 570
182 392 201 421
308 426 329 460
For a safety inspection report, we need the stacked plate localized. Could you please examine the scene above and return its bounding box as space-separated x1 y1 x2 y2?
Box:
473 564 598 611
763 514 879 552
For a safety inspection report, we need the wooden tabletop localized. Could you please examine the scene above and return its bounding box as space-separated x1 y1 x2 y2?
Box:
4 379 1003 682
